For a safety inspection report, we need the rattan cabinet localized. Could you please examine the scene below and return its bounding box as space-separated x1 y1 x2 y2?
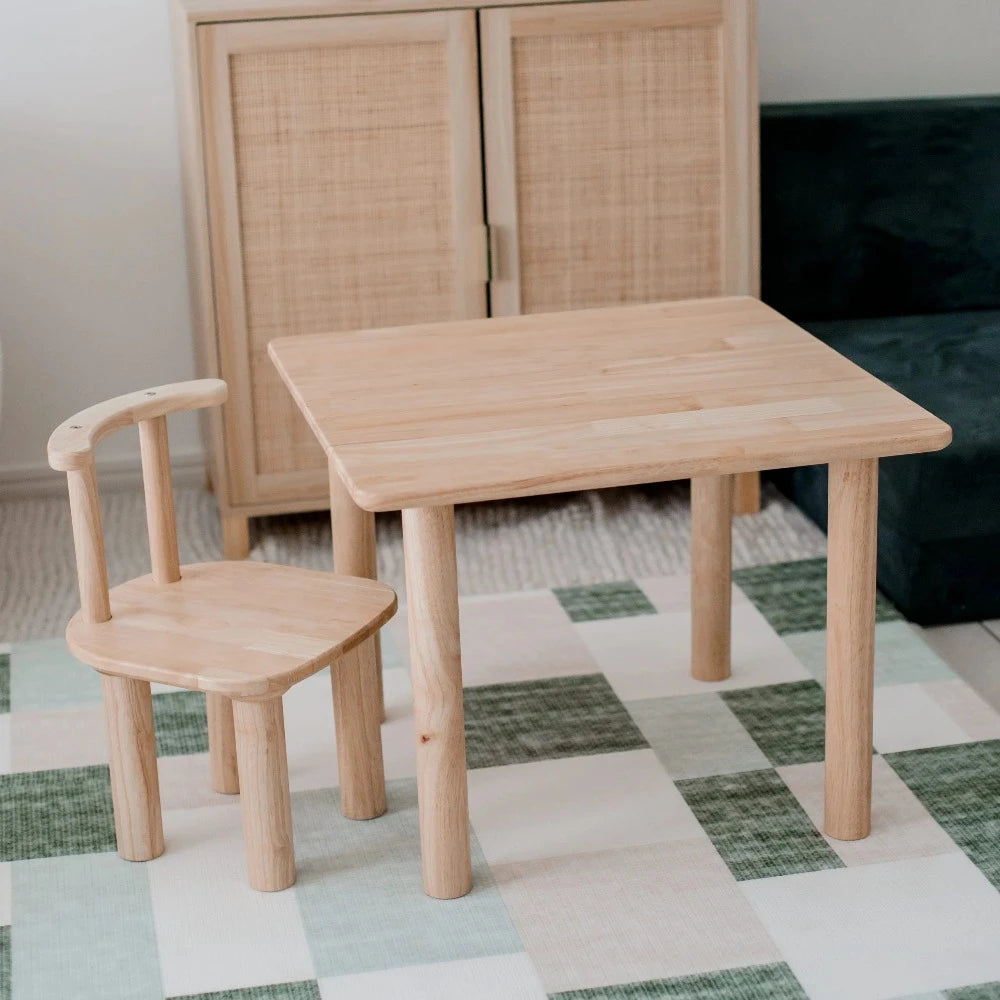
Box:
173 0 759 556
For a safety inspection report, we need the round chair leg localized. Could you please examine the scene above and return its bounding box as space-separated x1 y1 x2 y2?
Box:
207 693 240 794
102 675 164 862
331 641 387 821
233 698 295 891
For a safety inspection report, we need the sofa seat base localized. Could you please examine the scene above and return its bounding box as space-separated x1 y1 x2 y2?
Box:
774 309 1000 625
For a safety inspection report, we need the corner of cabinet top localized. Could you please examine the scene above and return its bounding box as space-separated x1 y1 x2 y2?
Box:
175 0 661 26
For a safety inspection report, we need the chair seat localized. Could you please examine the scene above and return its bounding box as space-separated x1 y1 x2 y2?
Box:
67 561 397 698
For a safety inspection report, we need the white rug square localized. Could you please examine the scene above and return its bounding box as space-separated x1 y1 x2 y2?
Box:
468 748 702 866
741 852 1000 1000
318 953 547 999
494 838 780 993
577 603 809 701
148 802 315 996
777 757 956 867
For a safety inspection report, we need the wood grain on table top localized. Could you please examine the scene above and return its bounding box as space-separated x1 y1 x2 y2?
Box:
269 296 951 511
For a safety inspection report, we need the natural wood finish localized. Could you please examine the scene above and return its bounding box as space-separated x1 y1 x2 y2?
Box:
274 296 950 899
331 644 387 820
482 0 732 316
402 505 471 899
690 474 733 681
233 698 295 891
824 458 878 841
221 513 251 560
480 0 759 510
48 379 227 472
175 0 760 532
52 381 396 891
198 10 486 508
270 296 953 512
66 464 111 625
139 416 182 584
102 675 164 862
720 0 758 297
179 0 721 23
171 1 231 512
207 693 240 793
734 470 761 515
330 466 384 716
67 561 396 699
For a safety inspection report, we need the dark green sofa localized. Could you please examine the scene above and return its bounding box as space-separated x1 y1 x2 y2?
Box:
762 96 1000 625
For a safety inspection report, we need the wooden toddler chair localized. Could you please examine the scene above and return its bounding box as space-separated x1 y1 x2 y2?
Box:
48 379 396 891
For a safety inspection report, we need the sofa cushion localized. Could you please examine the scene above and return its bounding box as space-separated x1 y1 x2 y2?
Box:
803 310 1000 541
780 459 1000 625
761 96 1000 322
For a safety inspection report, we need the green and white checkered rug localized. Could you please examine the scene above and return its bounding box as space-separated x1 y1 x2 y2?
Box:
2 556 1000 999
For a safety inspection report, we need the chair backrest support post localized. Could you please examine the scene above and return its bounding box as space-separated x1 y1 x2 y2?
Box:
138 415 181 584
66 462 112 624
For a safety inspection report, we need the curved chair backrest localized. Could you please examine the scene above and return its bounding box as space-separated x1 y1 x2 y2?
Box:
48 380 228 625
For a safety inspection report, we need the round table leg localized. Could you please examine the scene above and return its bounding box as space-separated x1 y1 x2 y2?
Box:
691 474 734 682
402 504 472 899
824 457 878 841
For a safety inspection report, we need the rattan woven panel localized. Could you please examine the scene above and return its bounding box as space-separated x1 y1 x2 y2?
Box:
512 25 723 314
230 42 457 476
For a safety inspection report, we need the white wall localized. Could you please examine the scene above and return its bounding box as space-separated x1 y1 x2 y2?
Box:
2 0 1000 483
0 0 199 484
759 0 1000 103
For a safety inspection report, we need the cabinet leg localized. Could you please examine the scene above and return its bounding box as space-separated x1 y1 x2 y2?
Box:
330 465 384 720
207 693 240 794
733 471 761 515
824 458 878 841
102 675 164 862
402 504 472 899
221 513 250 560
331 644 387 820
690 475 733 682
233 698 295 891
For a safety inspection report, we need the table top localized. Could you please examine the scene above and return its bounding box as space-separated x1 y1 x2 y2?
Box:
269 296 951 511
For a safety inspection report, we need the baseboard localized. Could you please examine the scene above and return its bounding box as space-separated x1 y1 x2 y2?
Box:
0 450 207 500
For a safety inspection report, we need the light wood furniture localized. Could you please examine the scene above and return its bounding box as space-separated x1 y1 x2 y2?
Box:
270 295 952 898
48 380 396 891
172 0 762 559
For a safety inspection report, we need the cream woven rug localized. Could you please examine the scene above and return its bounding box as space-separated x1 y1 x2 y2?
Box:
0 482 825 642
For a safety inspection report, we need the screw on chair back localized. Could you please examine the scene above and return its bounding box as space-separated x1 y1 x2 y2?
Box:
47 379 228 623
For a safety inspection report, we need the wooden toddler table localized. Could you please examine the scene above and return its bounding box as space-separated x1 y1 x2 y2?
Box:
270 296 951 899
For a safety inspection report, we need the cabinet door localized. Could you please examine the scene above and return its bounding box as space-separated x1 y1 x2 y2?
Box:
199 11 485 507
481 0 757 316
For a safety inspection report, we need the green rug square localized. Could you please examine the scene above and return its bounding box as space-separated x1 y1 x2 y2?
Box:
677 769 842 881
153 690 209 757
464 674 648 769
887 740 1000 891
946 984 1000 999
553 582 656 623
169 982 321 1000
0 653 8 714
0 765 116 861
733 558 901 635
551 962 808 998
721 681 827 766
